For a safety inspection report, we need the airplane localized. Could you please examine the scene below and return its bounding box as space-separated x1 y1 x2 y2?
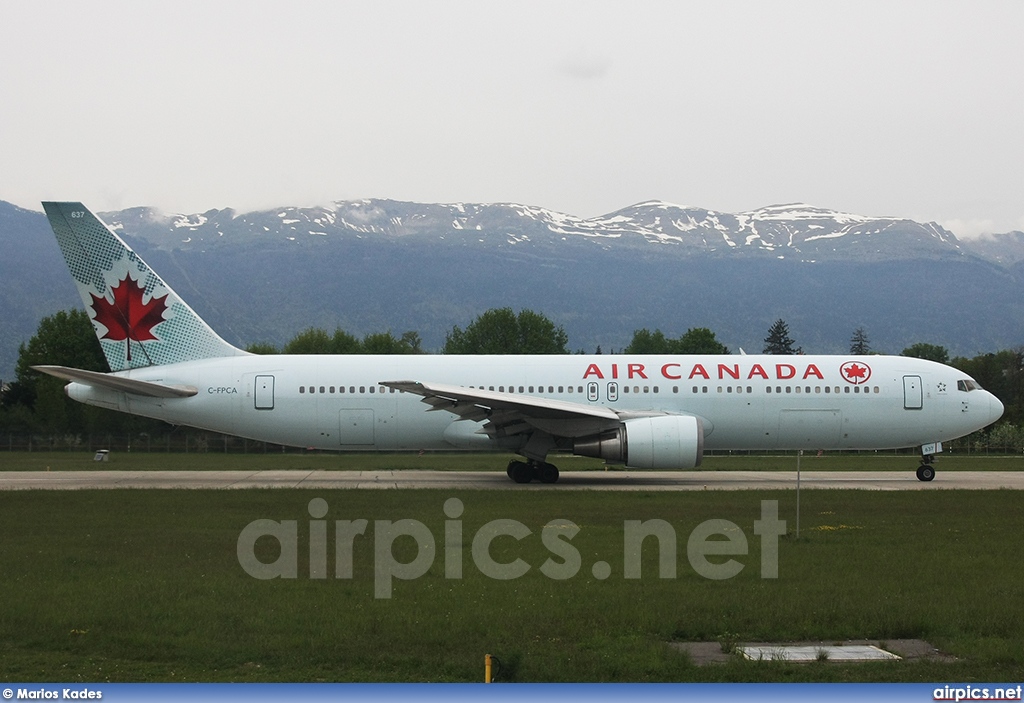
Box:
34 202 1004 484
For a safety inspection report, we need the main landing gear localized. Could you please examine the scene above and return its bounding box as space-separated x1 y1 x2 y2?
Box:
916 454 936 482
506 459 560 484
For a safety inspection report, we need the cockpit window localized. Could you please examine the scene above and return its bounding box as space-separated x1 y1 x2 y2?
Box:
957 379 982 392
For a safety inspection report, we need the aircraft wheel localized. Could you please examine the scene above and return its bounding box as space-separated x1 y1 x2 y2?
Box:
537 462 560 484
916 464 935 482
506 460 519 480
509 461 533 484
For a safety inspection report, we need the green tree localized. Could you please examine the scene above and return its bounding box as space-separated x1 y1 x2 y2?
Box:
443 308 569 354
283 328 333 354
763 319 800 354
1 309 161 434
624 329 672 354
624 327 729 354
4 309 107 432
901 342 949 364
361 331 422 355
246 342 278 354
331 329 363 354
849 327 871 355
988 422 1024 453
277 327 421 355
677 327 729 354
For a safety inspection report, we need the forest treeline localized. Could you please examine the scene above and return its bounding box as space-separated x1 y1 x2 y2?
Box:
2 309 1022 447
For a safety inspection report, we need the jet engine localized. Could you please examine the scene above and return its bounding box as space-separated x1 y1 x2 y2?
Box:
573 415 704 469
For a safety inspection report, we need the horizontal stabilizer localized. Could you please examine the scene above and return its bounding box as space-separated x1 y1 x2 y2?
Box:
32 365 198 398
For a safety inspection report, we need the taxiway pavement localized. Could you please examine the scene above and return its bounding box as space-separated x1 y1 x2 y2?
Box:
0 470 1021 491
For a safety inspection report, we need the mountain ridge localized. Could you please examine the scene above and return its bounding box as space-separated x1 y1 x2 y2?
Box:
2 198 1023 382
99 199 975 263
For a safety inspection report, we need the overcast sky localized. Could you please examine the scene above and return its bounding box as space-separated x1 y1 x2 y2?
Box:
2 1 1022 237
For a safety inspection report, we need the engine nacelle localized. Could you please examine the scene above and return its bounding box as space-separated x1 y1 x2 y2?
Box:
573 415 704 469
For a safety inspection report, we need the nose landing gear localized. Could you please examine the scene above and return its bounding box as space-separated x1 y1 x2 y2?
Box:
916 454 936 482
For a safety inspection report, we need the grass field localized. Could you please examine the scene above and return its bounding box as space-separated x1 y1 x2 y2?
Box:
2 450 1022 472
1 485 1022 682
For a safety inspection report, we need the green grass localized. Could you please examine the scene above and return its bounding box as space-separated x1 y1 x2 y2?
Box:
1 489 1022 682
2 450 1022 472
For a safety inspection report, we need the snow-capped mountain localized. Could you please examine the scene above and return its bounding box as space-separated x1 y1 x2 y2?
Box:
4 197 1024 381
102 200 967 262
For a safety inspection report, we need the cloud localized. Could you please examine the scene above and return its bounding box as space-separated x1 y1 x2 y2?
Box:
938 218 999 240
557 53 611 80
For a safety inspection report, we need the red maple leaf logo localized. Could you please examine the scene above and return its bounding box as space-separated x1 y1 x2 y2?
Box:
90 274 168 361
840 361 871 385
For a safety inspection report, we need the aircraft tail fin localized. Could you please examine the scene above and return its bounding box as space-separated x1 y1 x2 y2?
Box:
42 202 247 371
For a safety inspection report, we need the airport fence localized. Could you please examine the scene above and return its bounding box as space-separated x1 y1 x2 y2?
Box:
1 432 298 455
0 430 1021 455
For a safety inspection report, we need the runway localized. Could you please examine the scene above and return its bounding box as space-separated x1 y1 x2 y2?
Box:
0 470 1021 491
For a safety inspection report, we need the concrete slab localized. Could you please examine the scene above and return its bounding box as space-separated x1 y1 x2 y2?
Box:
740 644 899 662
670 639 951 665
671 638 950 667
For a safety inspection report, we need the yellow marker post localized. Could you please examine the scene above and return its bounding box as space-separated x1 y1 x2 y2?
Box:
485 653 493 683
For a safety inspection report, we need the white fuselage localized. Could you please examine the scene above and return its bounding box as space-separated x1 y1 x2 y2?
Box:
67 353 1003 458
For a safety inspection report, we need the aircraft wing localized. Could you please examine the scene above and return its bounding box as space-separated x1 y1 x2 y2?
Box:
382 380 623 439
33 365 199 398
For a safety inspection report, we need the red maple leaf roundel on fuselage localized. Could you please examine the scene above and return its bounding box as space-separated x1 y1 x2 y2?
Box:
840 361 871 385
90 274 169 361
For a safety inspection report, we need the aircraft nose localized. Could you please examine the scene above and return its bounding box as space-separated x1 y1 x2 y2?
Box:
988 392 1005 425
